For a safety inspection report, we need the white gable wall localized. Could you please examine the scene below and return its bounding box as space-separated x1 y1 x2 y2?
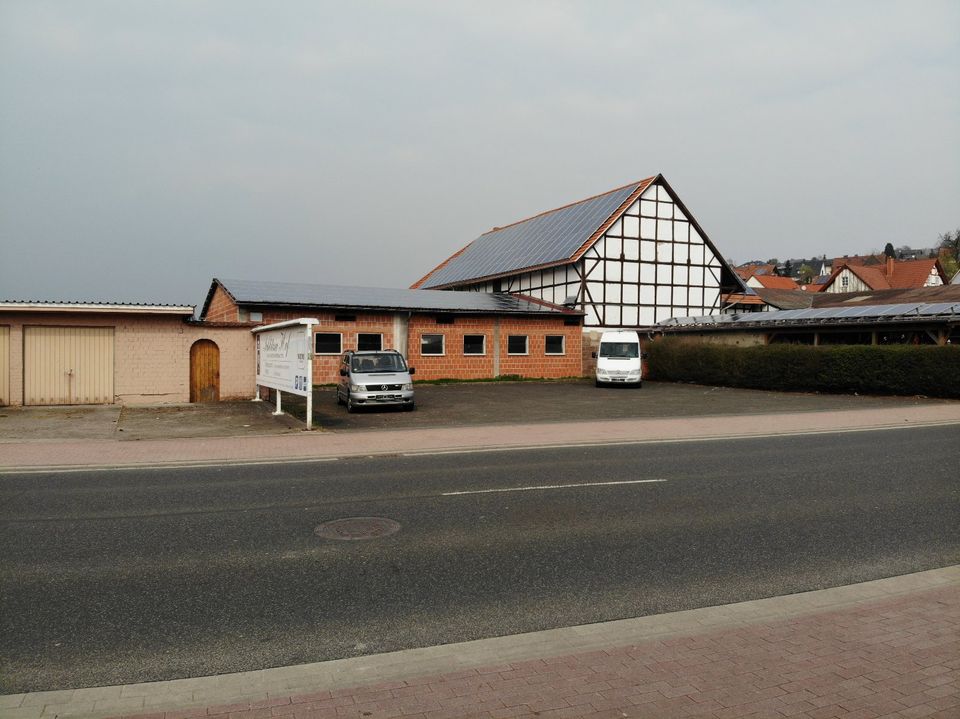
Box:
924 268 943 287
579 181 723 327
824 268 872 293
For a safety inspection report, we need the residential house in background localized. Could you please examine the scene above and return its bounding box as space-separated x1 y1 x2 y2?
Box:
745 274 800 291
819 257 948 294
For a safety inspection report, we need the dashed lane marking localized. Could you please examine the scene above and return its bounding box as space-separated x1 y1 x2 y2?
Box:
441 479 667 496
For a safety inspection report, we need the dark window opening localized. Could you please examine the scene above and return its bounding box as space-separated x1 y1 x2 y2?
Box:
357 333 382 351
334 314 357 322
463 335 485 355
435 314 455 325
545 335 565 355
507 335 528 355
315 333 342 354
421 334 444 355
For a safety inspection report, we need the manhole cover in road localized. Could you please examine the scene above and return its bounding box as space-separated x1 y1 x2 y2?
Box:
314 517 401 541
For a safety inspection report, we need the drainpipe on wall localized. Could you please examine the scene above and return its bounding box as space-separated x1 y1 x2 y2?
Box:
493 317 501 378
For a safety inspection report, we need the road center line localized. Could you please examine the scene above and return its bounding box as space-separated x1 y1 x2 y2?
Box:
441 478 667 496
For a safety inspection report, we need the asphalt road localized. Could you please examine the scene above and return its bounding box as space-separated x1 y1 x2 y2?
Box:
1 425 958 693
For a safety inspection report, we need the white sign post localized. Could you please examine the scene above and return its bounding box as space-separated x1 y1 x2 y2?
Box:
252 318 318 429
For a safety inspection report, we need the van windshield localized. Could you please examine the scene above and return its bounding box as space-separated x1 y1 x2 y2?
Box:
599 342 639 359
351 353 407 373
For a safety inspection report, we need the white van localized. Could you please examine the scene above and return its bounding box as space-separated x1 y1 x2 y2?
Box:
593 330 643 387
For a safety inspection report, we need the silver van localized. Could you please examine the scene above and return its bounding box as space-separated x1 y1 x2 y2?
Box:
336 350 416 412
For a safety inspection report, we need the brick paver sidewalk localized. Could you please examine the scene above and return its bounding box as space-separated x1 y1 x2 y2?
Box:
115 584 958 719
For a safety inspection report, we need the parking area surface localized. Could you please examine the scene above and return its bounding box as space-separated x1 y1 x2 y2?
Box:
0 401 301 442
1 381 955 442
294 380 954 431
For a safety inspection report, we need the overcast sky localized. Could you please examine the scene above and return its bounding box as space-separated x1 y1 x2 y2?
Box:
1 1 957 306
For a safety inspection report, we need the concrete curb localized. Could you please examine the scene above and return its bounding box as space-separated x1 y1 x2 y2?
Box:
2 404 960 473
2 566 957 719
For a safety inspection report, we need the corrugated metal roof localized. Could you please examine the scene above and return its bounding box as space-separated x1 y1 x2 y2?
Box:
0 300 194 314
215 279 578 316
415 180 647 289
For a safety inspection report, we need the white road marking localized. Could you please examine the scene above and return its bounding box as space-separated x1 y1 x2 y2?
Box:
0 457 340 475
441 478 666 496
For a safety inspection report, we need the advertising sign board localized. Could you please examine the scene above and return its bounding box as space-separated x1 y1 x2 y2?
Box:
256 326 311 397
252 318 318 428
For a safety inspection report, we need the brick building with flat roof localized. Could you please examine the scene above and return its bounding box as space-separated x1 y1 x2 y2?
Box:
200 278 584 387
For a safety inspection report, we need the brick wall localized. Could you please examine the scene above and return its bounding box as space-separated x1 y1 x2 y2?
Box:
251 309 584 385
1 306 588 406
0 312 254 406
204 286 239 322
408 314 582 381
496 317 582 379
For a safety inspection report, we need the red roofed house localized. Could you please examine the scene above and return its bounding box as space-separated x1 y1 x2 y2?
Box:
735 263 777 281
745 274 801 291
819 257 948 294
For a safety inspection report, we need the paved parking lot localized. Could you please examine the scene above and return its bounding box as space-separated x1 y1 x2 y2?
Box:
0 381 953 441
293 379 953 431
0 401 301 442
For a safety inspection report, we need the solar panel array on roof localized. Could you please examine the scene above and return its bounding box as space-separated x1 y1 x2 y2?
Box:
916 302 960 316
216 279 575 315
419 182 645 288
661 301 960 329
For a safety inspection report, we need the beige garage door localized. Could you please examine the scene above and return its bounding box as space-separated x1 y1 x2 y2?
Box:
0 326 9 405
24 326 115 405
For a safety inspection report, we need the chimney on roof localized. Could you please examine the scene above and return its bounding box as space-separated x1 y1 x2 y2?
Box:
886 255 894 277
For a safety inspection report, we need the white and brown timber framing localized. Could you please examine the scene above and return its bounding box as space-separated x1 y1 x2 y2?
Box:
413 174 745 329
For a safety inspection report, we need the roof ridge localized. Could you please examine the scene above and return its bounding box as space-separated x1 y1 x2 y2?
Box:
479 178 653 236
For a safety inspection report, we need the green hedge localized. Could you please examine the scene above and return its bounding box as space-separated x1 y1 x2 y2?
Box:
647 340 960 398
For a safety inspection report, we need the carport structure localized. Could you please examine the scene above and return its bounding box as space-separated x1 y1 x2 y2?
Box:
660 301 960 346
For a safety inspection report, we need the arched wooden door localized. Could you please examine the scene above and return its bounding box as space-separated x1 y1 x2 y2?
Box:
190 340 220 402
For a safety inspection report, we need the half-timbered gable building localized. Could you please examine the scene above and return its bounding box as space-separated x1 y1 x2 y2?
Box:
412 175 745 330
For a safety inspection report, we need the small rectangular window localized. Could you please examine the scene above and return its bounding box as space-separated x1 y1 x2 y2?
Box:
507 335 528 355
420 334 444 355
357 333 382 351
463 335 485 355
435 314 455 325
334 314 357 322
563 317 580 326
545 335 565 355
315 333 342 354
249 311 263 322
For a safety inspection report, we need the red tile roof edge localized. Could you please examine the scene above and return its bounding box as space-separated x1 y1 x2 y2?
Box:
409 240 475 290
